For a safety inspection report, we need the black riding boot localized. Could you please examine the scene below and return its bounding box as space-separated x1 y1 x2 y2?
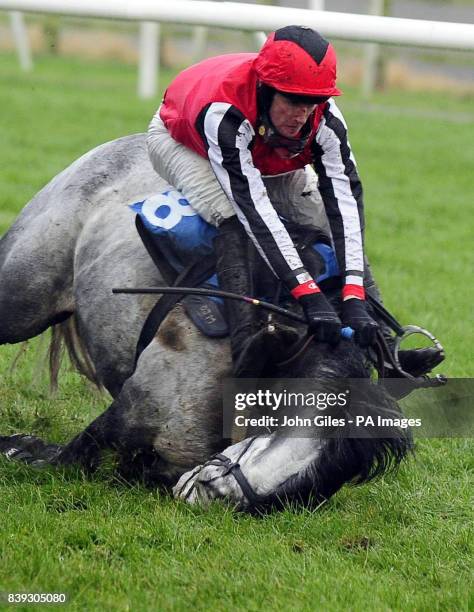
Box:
364 257 444 376
214 218 265 377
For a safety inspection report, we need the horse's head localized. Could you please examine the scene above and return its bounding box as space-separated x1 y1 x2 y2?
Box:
173 433 327 511
173 339 413 512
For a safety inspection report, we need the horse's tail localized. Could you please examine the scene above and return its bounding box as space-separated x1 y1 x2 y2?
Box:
49 316 102 392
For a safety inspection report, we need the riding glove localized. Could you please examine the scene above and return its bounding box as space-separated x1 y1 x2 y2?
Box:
298 292 342 345
342 298 379 347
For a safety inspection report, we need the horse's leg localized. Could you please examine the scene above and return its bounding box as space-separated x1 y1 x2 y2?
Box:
0 389 161 473
0 202 75 344
0 434 63 467
0 400 120 471
0 155 98 345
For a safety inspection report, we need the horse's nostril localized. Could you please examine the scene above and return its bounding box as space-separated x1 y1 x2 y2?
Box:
183 484 201 505
193 480 216 505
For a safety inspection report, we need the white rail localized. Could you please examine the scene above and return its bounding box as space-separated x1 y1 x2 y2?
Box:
0 0 473 51
9 10 32 71
138 22 159 100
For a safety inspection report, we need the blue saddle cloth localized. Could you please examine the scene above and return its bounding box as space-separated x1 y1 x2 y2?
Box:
130 189 340 337
130 187 340 287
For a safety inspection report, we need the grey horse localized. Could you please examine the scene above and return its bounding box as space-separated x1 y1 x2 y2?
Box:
0 134 411 512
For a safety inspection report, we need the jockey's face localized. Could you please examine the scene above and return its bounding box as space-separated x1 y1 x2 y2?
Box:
268 92 316 159
269 92 316 138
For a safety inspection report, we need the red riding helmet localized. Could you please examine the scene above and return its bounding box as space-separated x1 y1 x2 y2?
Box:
254 25 342 98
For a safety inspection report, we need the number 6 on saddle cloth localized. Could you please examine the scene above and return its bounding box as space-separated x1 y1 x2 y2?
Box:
129 187 340 341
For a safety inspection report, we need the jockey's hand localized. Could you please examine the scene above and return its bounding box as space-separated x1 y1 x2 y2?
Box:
299 293 342 345
342 298 379 347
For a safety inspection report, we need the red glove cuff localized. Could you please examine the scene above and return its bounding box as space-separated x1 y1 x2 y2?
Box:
342 284 366 301
291 280 321 300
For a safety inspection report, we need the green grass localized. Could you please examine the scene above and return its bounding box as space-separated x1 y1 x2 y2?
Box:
0 53 473 611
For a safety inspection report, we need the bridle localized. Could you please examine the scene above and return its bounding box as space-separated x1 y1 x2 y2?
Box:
180 436 265 509
276 324 446 387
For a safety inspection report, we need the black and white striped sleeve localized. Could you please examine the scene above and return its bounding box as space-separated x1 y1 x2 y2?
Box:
196 102 312 291
311 99 366 299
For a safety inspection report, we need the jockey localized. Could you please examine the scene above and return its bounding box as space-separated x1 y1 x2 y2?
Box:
147 25 440 377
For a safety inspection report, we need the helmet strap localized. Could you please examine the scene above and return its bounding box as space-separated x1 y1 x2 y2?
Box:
256 82 314 156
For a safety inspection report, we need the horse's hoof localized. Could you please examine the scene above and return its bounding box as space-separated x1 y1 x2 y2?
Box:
398 347 445 377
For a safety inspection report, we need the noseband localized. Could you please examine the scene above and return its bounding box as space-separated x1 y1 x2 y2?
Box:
185 436 265 509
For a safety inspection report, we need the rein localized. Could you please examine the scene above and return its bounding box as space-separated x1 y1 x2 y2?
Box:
113 285 446 384
276 333 316 367
275 328 445 385
275 330 389 374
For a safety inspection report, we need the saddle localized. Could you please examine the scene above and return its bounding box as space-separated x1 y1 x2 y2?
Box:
134 214 336 336
130 189 339 365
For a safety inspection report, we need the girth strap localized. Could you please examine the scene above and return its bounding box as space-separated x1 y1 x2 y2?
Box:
134 256 217 368
134 215 217 368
